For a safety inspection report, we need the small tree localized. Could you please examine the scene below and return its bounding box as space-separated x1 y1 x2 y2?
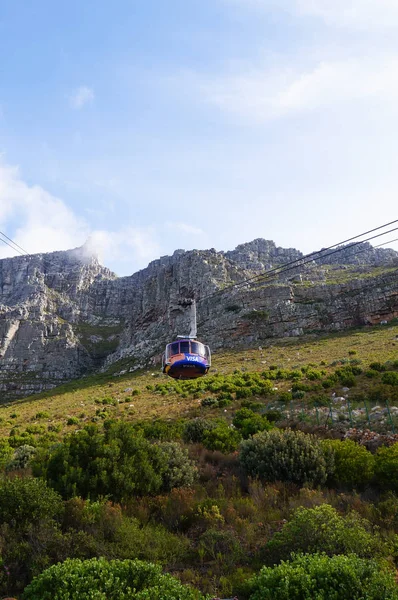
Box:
375 443 398 492
321 439 374 488
0 476 63 526
264 504 388 564
203 425 242 453
233 408 273 438
22 557 205 600
239 429 332 486
157 441 197 491
249 553 398 600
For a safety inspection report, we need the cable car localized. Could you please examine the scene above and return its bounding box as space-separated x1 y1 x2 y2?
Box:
162 298 211 380
163 338 211 379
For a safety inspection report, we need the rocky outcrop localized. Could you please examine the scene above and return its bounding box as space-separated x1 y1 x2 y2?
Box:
0 240 397 400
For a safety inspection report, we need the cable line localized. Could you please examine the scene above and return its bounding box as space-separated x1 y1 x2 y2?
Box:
0 233 27 256
0 231 29 255
199 220 398 302
246 224 398 292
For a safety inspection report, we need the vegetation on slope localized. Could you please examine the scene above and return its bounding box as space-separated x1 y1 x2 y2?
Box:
0 323 398 597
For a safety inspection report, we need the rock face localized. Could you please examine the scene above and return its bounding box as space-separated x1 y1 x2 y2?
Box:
1 240 398 400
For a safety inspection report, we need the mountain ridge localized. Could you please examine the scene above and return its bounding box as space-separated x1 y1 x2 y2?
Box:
1 238 397 400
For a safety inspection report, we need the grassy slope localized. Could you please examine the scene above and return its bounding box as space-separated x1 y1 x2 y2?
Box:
1 321 397 439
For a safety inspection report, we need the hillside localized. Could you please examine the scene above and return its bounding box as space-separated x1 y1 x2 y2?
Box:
2 321 398 441
1 320 398 598
1 243 398 599
1 238 398 401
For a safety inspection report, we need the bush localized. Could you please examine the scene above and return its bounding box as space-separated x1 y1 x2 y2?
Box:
202 425 242 453
369 361 387 372
232 408 273 438
366 369 380 378
321 439 375 488
198 528 242 565
375 443 398 492
157 442 197 491
239 429 331 486
264 504 388 564
183 418 216 443
0 476 63 526
62 497 189 566
382 372 398 386
22 557 205 600
248 553 398 600
201 397 219 407
35 423 196 501
0 438 13 468
6 444 36 471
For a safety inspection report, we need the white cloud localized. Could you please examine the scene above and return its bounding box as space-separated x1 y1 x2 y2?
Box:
296 0 398 29
165 221 205 236
195 54 398 122
88 227 161 268
0 160 164 274
226 0 398 29
70 86 95 110
0 161 89 258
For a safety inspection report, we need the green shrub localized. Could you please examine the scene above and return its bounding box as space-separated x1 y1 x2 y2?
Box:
236 387 253 399
369 361 387 372
35 423 196 501
183 418 216 443
201 397 219 407
322 378 335 388
366 369 380 378
239 429 331 486
292 390 305 399
62 497 189 566
198 528 242 565
67 417 79 426
375 443 398 492
232 408 273 438
291 382 310 392
335 366 358 387
264 410 282 423
22 557 205 600
137 419 183 441
0 476 63 526
156 442 197 491
321 439 375 488
306 369 323 381
0 438 13 468
264 504 387 564
249 553 398 600
382 372 398 386
6 444 36 471
278 392 293 402
203 425 242 453
35 411 50 419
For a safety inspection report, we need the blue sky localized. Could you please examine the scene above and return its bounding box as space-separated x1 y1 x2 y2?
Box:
1 0 398 275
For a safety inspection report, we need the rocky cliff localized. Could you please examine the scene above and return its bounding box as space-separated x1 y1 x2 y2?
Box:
1 239 397 400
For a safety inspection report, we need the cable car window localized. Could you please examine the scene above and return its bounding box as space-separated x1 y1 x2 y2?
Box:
170 342 179 356
180 341 190 354
191 341 200 354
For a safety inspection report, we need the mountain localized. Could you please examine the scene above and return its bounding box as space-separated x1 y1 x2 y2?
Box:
1 239 397 400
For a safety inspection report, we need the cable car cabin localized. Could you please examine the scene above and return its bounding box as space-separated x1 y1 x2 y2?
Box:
163 339 211 380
